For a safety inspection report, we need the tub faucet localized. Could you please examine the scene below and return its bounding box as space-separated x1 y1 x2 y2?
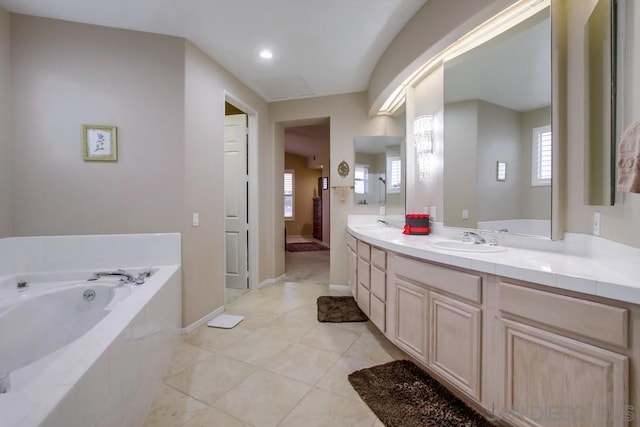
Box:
90 270 146 285
462 231 486 244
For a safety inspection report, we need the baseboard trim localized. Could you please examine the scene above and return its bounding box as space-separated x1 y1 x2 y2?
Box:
181 306 224 335
257 274 286 289
329 284 350 292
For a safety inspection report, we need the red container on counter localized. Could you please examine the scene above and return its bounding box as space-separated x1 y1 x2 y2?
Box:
403 213 430 235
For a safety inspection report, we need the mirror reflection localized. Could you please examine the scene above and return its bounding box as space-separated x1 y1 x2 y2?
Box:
354 136 405 215
443 6 552 237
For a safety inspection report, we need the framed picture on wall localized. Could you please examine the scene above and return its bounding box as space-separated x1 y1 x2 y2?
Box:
83 125 118 161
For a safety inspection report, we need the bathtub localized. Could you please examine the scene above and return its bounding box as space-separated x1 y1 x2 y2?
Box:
0 265 181 426
0 280 132 390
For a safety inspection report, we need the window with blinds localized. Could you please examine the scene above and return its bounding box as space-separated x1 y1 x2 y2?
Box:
354 164 368 195
388 157 401 193
531 126 552 187
284 170 294 220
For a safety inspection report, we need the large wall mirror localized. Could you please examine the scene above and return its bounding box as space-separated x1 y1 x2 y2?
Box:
443 6 552 237
354 136 405 216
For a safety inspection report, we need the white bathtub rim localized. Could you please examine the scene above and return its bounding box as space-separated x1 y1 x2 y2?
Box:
0 264 180 427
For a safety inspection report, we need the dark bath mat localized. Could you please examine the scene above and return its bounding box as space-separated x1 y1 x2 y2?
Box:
317 296 368 322
348 360 496 427
287 242 329 252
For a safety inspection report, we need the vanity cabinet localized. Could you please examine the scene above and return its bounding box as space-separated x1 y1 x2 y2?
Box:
347 234 358 299
349 234 387 331
350 229 639 426
496 281 629 427
393 255 483 400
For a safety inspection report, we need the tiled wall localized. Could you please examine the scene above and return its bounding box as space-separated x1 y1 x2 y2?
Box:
0 233 181 277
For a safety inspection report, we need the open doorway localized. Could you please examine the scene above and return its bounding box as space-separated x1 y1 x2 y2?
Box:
282 119 331 284
223 96 258 304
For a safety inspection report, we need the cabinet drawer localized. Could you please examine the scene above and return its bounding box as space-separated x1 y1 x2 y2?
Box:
347 233 357 252
357 283 370 316
358 258 370 289
395 256 482 304
370 295 385 332
498 281 628 348
370 265 386 301
371 247 386 269
358 241 371 261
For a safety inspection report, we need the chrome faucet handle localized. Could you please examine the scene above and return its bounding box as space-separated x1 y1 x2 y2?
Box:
461 231 473 243
134 273 146 285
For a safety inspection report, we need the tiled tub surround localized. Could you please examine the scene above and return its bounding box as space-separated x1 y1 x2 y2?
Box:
348 216 640 305
0 233 181 427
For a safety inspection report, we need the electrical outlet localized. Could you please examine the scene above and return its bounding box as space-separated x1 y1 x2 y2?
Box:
593 211 600 236
462 209 469 220
429 206 437 221
192 212 199 227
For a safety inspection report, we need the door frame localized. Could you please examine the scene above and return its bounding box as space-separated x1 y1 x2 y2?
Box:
224 90 259 290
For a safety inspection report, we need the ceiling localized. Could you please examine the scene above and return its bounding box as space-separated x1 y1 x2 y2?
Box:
444 10 551 112
0 0 428 102
285 123 329 158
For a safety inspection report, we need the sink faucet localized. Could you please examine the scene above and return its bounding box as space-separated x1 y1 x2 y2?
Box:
462 231 486 244
90 269 147 285
377 219 389 227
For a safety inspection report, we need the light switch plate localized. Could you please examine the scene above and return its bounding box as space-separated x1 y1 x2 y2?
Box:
192 213 199 227
593 211 600 236
462 209 469 220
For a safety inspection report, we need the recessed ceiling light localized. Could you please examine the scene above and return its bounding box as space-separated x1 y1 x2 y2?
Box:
259 49 273 59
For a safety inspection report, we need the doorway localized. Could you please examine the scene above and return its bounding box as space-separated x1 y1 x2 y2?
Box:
224 95 258 304
281 120 331 284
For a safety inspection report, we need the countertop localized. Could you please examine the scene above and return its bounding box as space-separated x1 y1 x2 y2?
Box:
347 218 640 306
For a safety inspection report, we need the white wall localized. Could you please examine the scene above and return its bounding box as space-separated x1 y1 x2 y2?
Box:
0 6 10 237
270 92 397 285
10 15 185 236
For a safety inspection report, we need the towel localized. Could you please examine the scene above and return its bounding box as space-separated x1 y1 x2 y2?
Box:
617 121 640 193
336 186 349 202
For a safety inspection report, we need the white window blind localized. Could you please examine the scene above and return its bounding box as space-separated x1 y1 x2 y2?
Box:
284 170 294 220
531 126 552 187
354 164 368 195
388 157 401 193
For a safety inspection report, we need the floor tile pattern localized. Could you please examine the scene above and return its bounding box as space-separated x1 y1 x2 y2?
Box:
145 281 406 426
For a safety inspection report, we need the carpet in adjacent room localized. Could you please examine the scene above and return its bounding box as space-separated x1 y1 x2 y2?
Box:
286 242 329 252
348 360 496 427
317 296 368 322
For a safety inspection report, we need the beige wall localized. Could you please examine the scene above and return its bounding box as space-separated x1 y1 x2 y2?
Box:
367 0 515 114
270 92 399 285
520 106 552 219
10 15 185 236
284 152 321 237
407 66 444 218
564 0 640 248
182 41 270 326
8 14 273 327
0 6 10 237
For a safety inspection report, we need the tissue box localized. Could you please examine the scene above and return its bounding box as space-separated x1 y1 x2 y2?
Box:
404 213 430 235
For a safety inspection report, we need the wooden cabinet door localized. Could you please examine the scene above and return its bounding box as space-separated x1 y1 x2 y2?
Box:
370 265 386 301
357 283 370 316
499 319 628 427
428 291 481 400
395 278 428 363
348 247 357 299
357 258 370 290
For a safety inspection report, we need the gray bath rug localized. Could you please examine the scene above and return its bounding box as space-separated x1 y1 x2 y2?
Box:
316 296 368 322
348 360 496 427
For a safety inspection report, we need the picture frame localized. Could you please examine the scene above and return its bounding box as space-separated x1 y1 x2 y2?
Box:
83 125 117 161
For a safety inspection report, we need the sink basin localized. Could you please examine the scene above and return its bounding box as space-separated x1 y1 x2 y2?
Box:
353 224 386 231
432 240 506 253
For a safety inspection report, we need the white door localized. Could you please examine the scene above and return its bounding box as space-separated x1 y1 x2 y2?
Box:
224 114 248 289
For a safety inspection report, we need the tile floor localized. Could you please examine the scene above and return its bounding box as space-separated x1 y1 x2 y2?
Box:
144 280 406 426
